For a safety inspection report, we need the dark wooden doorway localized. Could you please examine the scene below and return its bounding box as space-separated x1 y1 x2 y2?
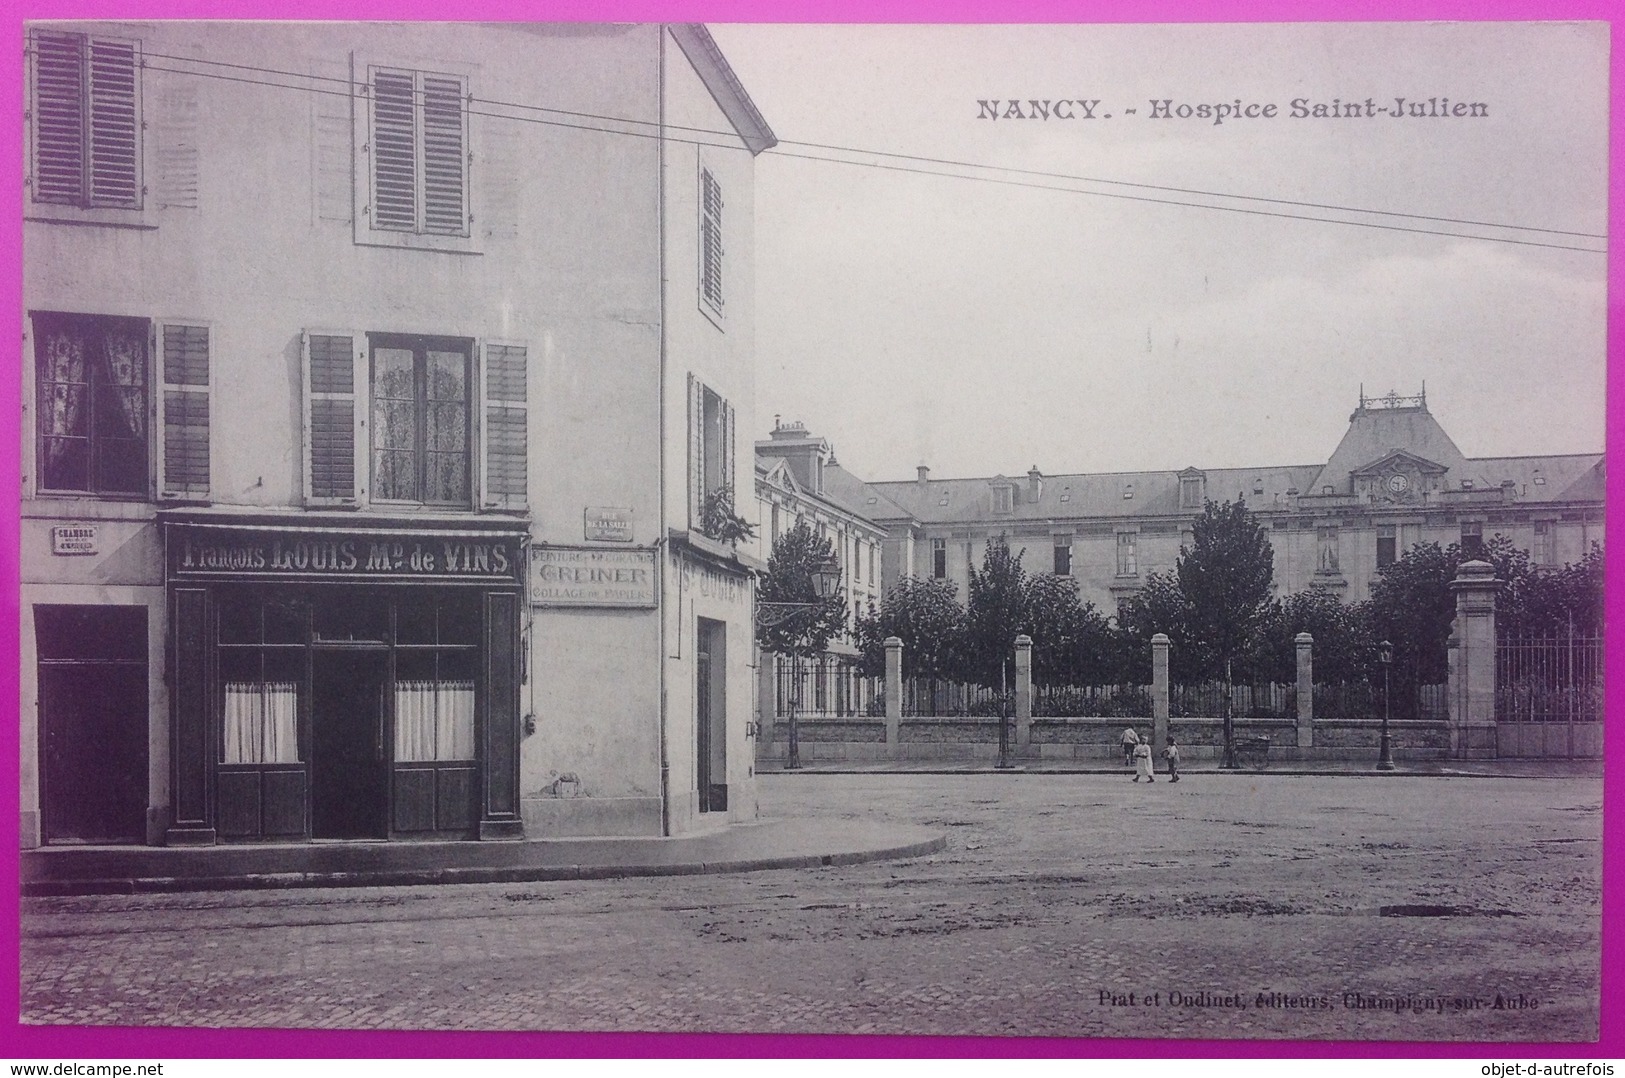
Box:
696 618 727 813
36 605 148 844
311 649 389 839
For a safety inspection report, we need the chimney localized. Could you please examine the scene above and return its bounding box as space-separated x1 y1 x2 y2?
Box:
1026 466 1043 504
917 465 931 486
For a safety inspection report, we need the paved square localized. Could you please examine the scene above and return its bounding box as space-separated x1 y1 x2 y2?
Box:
19 771 1601 1042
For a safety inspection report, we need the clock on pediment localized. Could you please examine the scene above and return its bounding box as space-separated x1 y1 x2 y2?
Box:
1350 451 1443 504
1374 463 1420 503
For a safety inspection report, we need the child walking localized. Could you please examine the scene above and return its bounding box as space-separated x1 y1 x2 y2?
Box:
1162 733 1181 783
1132 735 1154 782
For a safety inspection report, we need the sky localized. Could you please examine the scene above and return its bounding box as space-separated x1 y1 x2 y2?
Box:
707 22 1609 483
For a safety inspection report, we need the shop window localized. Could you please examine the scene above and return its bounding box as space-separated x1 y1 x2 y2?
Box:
368 67 467 236
31 311 149 496
394 676 476 761
219 600 307 766
29 30 141 210
393 595 479 762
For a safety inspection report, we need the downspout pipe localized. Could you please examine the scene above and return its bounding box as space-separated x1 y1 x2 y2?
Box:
656 25 672 837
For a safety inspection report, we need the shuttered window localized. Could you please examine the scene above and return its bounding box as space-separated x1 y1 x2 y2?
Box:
688 374 736 537
481 343 527 510
302 332 363 505
30 30 142 209
699 169 724 318
369 67 467 237
158 322 210 498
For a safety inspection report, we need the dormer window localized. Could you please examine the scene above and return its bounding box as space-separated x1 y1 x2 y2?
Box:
993 485 1013 513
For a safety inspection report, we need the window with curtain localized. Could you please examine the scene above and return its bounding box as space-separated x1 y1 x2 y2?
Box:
32 311 149 495
371 334 472 506
394 680 476 761
222 682 300 764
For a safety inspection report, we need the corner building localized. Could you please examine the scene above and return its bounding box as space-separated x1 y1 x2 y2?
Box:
20 22 773 849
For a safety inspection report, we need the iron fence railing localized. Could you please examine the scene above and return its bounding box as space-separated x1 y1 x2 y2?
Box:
1170 681 1295 719
775 657 883 719
1032 684 1153 718
1496 632 1604 724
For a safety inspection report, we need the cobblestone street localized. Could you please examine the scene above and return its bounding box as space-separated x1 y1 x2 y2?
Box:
20 771 1602 1043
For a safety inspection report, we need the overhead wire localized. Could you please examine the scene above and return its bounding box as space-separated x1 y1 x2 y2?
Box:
132 48 1607 254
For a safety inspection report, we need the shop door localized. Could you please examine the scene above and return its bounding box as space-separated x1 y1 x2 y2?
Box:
311 650 389 839
696 618 727 813
36 606 149 844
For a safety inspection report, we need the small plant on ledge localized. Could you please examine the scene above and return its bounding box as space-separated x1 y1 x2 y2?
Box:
700 484 757 546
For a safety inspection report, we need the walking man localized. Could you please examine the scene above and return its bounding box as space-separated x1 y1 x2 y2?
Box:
1120 726 1140 767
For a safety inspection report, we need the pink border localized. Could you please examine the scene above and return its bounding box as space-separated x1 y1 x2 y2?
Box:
2 0 1618 1060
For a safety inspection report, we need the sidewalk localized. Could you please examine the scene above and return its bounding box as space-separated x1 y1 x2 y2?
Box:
20 817 947 897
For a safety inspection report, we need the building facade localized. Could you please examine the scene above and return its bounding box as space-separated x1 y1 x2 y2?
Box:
20 22 774 849
863 392 1604 612
753 421 886 732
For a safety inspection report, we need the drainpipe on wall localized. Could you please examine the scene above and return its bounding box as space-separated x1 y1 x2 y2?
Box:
656 25 672 837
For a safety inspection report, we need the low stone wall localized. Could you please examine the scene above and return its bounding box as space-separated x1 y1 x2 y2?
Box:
757 714 1451 765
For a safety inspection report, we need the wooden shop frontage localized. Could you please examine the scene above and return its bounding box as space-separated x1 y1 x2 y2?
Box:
161 512 528 846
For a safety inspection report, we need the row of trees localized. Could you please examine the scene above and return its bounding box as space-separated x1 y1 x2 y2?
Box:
842 501 1603 712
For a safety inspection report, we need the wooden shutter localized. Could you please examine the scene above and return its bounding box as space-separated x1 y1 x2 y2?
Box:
31 31 87 205
154 68 198 210
688 373 705 528
312 57 352 223
481 342 527 510
700 168 724 313
302 331 365 506
370 69 417 231
87 36 141 208
156 322 210 499
420 74 467 236
722 398 736 499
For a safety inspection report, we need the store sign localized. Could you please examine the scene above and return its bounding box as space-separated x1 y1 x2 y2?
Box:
530 546 657 608
168 526 524 582
583 506 635 543
51 524 98 556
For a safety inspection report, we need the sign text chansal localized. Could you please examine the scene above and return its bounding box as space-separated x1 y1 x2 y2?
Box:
51 524 98 556
171 528 522 580
530 547 657 608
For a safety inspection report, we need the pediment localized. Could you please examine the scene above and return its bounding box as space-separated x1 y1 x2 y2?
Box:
1349 449 1450 477
761 458 802 495
1348 450 1450 504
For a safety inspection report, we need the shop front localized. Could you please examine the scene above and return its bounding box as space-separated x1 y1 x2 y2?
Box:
162 514 527 845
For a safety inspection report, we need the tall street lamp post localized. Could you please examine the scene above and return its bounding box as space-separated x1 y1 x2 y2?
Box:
1377 639 1396 771
756 553 842 771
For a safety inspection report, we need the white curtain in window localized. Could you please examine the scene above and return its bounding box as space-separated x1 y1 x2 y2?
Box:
223 682 299 764
395 680 475 762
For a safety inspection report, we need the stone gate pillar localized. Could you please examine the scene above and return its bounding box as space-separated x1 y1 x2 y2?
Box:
1448 559 1500 759
1295 632 1314 749
1151 633 1170 754
1014 634 1033 748
884 636 903 756
757 649 778 749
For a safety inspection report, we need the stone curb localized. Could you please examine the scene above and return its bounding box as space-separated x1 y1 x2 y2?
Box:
20 835 949 898
765 767 1592 779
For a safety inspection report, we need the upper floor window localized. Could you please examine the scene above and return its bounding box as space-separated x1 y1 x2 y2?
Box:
302 331 526 510
371 334 472 505
368 67 468 237
1377 525 1397 568
1461 521 1485 558
699 168 724 321
1116 532 1137 576
1317 527 1340 573
688 374 737 538
32 311 148 495
868 542 876 584
29 31 142 210
931 538 947 579
1053 541 1072 576
1533 521 1555 566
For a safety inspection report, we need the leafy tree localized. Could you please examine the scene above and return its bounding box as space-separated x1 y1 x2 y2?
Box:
852 576 965 680
1114 570 1193 683
1176 499 1276 763
755 522 846 661
1026 574 1117 686
963 535 1030 690
1264 586 1375 685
